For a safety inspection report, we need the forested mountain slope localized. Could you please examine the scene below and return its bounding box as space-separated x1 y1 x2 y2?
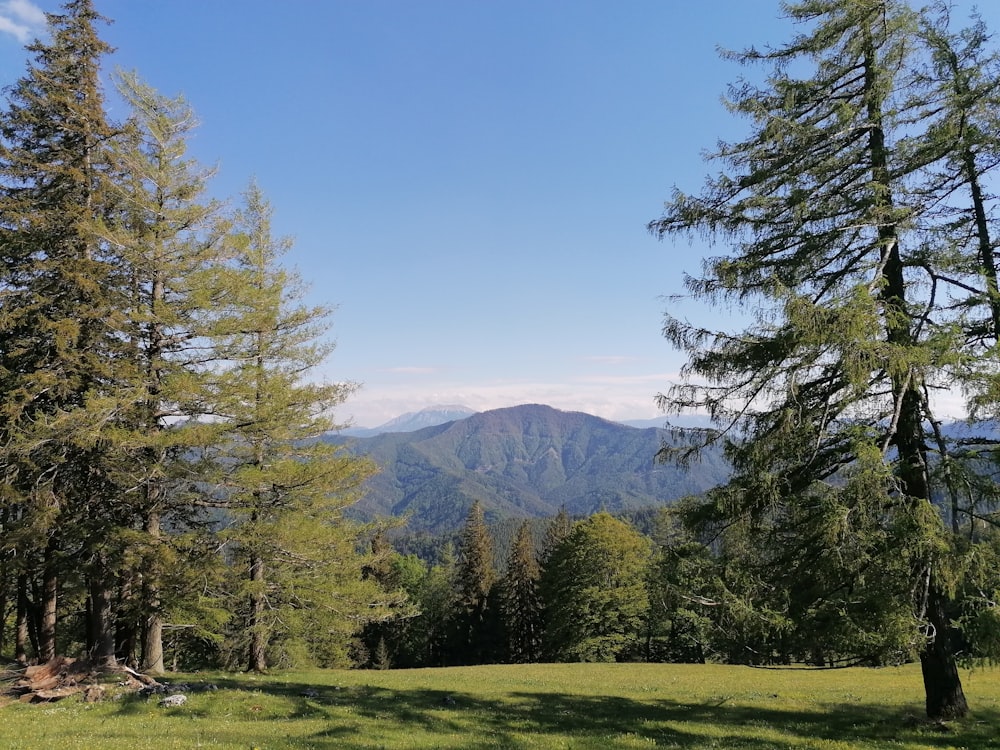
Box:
327 404 729 532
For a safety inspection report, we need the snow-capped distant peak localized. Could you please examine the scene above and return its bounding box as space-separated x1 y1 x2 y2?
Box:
375 405 478 434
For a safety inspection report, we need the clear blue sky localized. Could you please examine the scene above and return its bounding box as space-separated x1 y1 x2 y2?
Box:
2 1 996 427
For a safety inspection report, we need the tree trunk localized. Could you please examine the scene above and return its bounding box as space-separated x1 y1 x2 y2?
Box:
0 564 7 656
141 612 164 675
15 574 30 664
248 553 267 672
920 582 969 720
861 24 968 722
140 510 165 674
39 552 58 662
116 571 138 668
90 571 118 669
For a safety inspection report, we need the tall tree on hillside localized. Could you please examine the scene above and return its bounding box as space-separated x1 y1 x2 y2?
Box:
501 520 542 662
453 500 498 664
542 513 650 662
95 70 233 673
211 183 380 671
0 0 126 666
403 545 457 667
649 0 1000 719
539 506 572 571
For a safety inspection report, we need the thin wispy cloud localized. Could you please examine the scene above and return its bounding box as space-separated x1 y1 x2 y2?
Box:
383 366 438 375
582 355 642 366
0 0 45 43
343 376 668 428
574 372 674 386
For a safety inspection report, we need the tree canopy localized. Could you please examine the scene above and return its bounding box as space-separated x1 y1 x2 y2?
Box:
0 0 390 673
650 0 1000 720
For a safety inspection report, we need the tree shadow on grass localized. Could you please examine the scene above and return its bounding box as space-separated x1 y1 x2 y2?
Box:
111 677 1000 749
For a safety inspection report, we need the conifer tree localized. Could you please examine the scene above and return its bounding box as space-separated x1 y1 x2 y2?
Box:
539 506 572 570
501 520 542 662
644 510 719 664
649 0 1000 718
210 183 379 671
537 506 572 659
452 500 498 664
0 0 124 666
95 70 232 673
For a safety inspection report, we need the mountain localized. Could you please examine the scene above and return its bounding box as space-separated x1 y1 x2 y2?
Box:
620 415 714 430
328 404 729 533
340 405 478 437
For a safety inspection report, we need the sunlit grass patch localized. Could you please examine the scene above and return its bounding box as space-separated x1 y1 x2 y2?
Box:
0 662 997 749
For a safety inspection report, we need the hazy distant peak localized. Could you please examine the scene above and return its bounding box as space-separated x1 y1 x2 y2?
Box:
364 405 478 435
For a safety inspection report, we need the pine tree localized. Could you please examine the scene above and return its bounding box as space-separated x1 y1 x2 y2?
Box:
648 0 1000 719
501 520 542 662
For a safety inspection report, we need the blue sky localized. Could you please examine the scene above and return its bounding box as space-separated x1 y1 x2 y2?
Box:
2 1 997 427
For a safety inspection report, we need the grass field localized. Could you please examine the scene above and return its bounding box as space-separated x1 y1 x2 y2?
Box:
1 662 998 749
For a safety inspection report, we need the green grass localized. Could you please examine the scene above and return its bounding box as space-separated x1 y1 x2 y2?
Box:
1 662 998 749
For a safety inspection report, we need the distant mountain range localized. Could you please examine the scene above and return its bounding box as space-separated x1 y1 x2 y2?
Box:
327 404 729 533
342 406 713 437
341 405 478 437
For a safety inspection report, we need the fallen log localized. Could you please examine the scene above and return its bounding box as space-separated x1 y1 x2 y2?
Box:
3 656 163 703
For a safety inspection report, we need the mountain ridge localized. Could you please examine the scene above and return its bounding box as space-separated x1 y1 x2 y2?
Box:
341 405 478 437
327 403 729 533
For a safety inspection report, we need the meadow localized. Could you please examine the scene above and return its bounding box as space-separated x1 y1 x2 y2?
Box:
1 662 997 749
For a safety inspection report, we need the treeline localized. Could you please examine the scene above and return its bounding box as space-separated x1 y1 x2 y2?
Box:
0 1 403 673
363 500 1000 670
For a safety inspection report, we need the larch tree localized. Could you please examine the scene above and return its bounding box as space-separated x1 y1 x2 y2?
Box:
95 70 232 673
210 182 378 671
649 0 1000 719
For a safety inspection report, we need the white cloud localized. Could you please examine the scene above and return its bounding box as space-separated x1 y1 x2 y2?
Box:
0 0 46 44
7 0 44 24
582 355 641 366
0 15 30 41
0 0 45 43
340 374 675 428
383 366 438 375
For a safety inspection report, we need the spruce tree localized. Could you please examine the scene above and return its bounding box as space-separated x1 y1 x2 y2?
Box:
0 0 124 666
501 520 542 662
648 0 1000 719
453 500 498 664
